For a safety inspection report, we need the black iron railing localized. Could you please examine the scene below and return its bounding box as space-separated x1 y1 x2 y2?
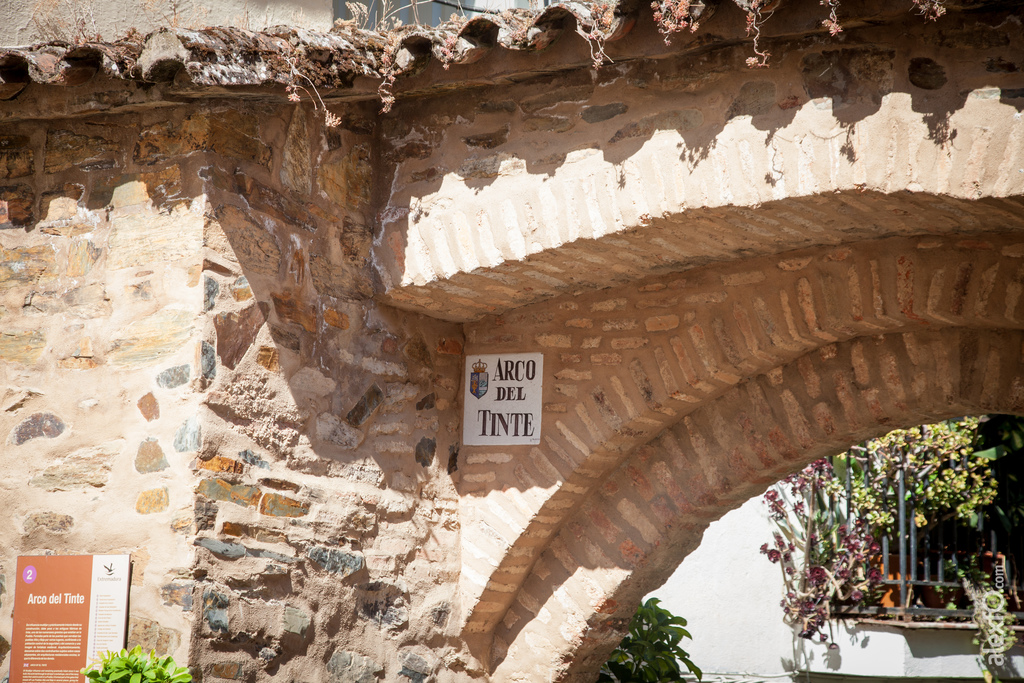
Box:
832 451 1024 620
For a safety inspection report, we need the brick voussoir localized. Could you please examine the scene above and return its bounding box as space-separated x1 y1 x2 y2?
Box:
462 234 1024 643
495 327 1024 679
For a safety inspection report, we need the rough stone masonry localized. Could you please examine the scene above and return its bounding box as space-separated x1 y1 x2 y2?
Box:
1 0 1023 681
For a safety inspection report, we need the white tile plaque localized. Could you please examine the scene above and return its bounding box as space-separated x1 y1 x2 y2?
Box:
463 353 543 446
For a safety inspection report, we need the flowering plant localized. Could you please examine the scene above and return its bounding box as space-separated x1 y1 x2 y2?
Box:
760 459 882 646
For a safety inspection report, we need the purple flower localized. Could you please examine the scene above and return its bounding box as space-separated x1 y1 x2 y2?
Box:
807 566 828 586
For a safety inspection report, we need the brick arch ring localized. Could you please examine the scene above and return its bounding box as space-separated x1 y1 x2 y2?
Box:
455 233 1024 679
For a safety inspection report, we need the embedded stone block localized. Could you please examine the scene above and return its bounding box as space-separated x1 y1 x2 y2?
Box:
29 441 120 490
230 276 252 301
327 650 383 683
0 135 32 179
318 145 371 210
195 537 245 559
609 109 703 143
324 308 349 329
196 456 244 474
44 130 118 173
196 479 260 508
399 652 431 683
173 416 200 452
0 244 56 292
136 488 169 514
137 392 160 421
67 240 101 277
0 330 46 366
107 210 203 270
135 438 169 473
282 605 310 636
23 512 74 534
359 581 408 630
202 590 230 633
271 292 316 333
108 310 194 368
160 581 194 610
0 184 34 226
10 412 64 445
203 276 219 312
255 347 279 371
259 493 309 518
127 616 181 655
212 205 282 277
346 384 383 426
214 304 266 370
414 437 435 467
307 546 364 578
316 413 364 449
156 364 190 388
209 662 244 680
135 110 269 167
238 449 269 469
200 341 216 379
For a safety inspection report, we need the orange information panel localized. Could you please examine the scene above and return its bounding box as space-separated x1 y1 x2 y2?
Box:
10 556 131 683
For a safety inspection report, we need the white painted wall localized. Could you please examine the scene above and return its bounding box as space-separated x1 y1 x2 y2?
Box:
651 494 1024 681
0 0 333 46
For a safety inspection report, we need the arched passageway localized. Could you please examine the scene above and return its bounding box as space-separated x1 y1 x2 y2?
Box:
456 232 1024 679
358 8 1024 677
490 326 1024 680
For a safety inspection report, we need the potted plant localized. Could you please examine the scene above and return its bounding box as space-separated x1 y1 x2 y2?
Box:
599 598 702 683
763 417 1021 657
841 418 999 541
81 646 192 683
759 459 883 646
840 417 1002 610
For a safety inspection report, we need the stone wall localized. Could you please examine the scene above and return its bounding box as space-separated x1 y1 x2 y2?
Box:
0 0 333 47
1 100 471 682
1 2 1023 681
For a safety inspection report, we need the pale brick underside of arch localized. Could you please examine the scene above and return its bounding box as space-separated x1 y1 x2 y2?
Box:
454 233 1024 667
491 325 1024 681
378 77 1024 322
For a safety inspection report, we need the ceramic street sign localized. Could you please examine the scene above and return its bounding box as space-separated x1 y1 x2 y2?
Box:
10 555 131 683
463 353 543 446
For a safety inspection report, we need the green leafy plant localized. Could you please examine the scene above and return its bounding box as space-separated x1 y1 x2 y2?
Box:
599 598 702 683
839 417 999 538
81 646 192 683
977 415 1024 538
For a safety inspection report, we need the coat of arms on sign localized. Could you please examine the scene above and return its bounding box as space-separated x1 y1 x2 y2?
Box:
470 360 488 399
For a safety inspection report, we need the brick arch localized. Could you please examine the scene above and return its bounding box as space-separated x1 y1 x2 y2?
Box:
489 325 1024 681
379 62 1024 321
455 232 1024 666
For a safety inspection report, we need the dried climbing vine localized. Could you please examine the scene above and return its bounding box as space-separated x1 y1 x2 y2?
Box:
284 57 342 127
300 0 952 115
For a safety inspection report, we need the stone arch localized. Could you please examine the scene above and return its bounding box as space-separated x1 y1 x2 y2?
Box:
489 325 1024 680
454 232 1024 669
